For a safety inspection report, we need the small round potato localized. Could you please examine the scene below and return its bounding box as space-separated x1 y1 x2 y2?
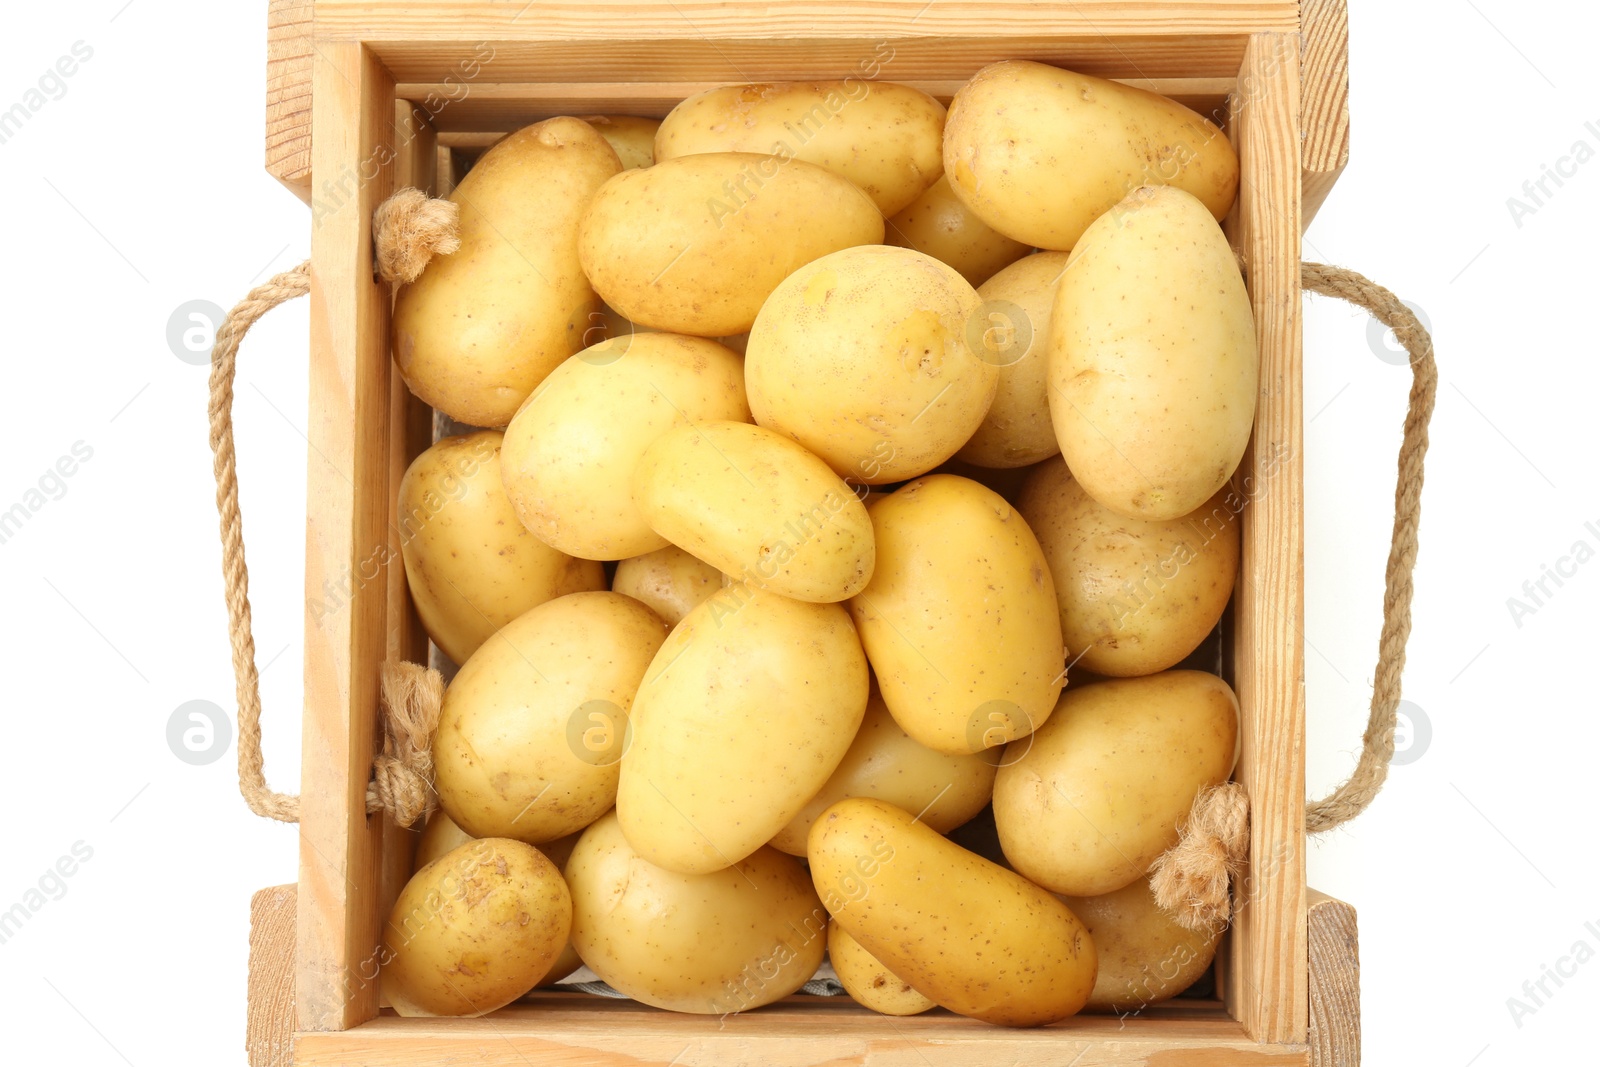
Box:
993 672 1240 896
746 245 996 484
381 838 571 1017
828 922 935 1016
1018 458 1239 676
1062 875 1221 1013
398 431 605 665
579 115 660 168
567 812 828 1013
433 592 668 844
612 544 725 626
885 175 1031 287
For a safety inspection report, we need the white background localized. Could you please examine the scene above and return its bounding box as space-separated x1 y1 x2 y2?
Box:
0 3 1595 1065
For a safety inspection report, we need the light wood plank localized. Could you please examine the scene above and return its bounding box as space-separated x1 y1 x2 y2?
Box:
1307 890 1360 1067
1299 0 1350 227
266 0 313 201
247 885 297 1067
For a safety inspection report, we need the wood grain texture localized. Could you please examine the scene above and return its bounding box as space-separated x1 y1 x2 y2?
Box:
1299 0 1350 226
1222 31 1308 1046
1307 890 1360 1067
266 0 313 201
247 885 297 1067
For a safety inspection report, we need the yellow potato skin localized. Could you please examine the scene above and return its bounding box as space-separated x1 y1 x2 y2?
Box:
616 585 868 873
1018 458 1239 676
499 333 750 561
433 592 668 844
393 117 622 427
381 838 572 1017
956 251 1070 469
828 922 935 1016
885 175 1031 287
578 152 882 336
655 80 945 216
944 60 1239 250
769 694 998 856
398 431 605 665
809 798 1097 1027
1062 876 1221 1013
849 475 1064 755
612 544 725 626
567 812 828 1013
632 421 875 603
993 671 1240 896
580 115 660 168
1048 185 1258 520
746 246 996 485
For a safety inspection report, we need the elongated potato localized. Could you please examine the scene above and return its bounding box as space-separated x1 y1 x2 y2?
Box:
944 60 1238 250
655 81 945 216
769 694 997 856
993 672 1240 896
810 798 1096 1026
1062 875 1221 1013
433 592 667 844
568 812 828 1013
580 115 660 168
633 421 874 603
885 175 1031 287
1049 185 1257 520
849 475 1063 754
828 922 935 1016
397 431 604 664
617 585 868 873
1018 458 1239 676
578 152 882 336
393 117 622 426
612 544 725 626
500 333 750 561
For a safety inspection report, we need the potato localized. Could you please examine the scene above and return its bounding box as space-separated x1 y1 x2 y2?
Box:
617 584 868 873
381 838 571 1017
433 592 667 844
993 671 1240 896
849 475 1063 755
1049 186 1258 520
655 81 945 216
944 60 1238 250
769 693 998 856
1018 458 1239 676
745 245 996 484
1062 875 1221 1013
633 421 875 602
612 544 725 626
397 431 605 664
809 798 1096 1026
500 333 750 561
885 175 1031 287
955 251 1068 469
567 812 828 1013
393 117 622 426
828 922 935 1016
579 115 660 168
578 152 882 336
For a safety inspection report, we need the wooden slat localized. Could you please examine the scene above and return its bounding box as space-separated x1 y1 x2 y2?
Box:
1299 0 1350 227
266 0 313 201
1307 890 1360 1067
300 39 397 1033
247 885 297 1067
1222 31 1307 1046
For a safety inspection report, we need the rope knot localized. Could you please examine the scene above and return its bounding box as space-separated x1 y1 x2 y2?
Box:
367 660 445 827
373 188 460 285
1150 782 1250 932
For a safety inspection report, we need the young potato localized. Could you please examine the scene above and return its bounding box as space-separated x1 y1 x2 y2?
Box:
397 431 605 664
849 475 1063 755
381 839 571 1017
633 421 875 602
392 117 622 427
810 798 1097 1027
433 592 668 844
612 544 725 626
655 80 945 216
1018 458 1240 676
745 245 996 484
567 812 828 1014
769 693 998 856
579 115 660 168
828 923 936 1016
955 251 1069 469
1061 875 1222 1014
578 152 882 336
499 333 750 561
944 60 1238 250
616 585 868 874
993 672 1240 896
1049 186 1258 520
885 175 1032 287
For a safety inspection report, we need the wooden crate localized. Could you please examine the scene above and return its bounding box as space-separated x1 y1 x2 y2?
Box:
250 2 1358 1064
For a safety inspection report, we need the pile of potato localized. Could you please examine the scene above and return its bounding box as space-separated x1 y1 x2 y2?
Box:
380 59 1255 1028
